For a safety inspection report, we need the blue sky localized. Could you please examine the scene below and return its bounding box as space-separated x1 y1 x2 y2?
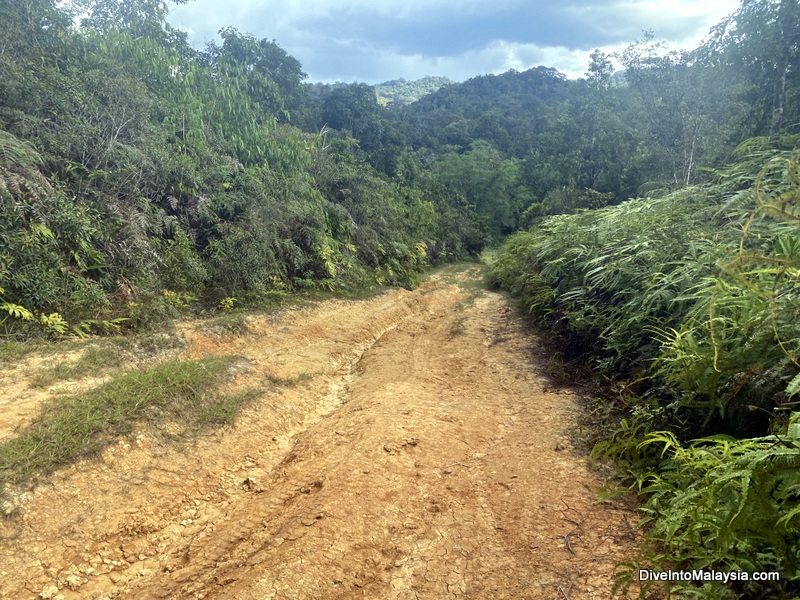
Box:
167 0 741 83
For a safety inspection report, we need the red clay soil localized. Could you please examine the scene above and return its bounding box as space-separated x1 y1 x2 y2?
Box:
0 265 640 599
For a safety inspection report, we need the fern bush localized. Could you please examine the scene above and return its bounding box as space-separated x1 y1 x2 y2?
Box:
654 152 800 435
631 418 800 599
491 187 728 387
494 141 800 598
492 141 800 436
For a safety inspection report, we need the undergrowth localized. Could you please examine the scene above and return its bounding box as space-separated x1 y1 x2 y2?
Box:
492 139 800 598
602 416 800 599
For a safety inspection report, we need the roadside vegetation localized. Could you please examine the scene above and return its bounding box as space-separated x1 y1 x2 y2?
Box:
491 143 800 598
0 2 486 344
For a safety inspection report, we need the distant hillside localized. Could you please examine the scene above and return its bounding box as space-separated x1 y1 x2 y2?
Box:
375 76 455 106
393 67 574 156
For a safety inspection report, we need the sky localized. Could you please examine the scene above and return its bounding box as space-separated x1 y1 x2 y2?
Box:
167 0 742 84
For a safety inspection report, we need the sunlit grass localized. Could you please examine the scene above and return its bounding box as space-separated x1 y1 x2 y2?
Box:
0 356 259 489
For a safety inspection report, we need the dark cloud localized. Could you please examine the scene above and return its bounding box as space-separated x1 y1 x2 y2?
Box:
300 3 613 56
167 0 739 83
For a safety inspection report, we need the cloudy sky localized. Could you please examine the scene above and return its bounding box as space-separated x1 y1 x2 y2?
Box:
167 0 741 84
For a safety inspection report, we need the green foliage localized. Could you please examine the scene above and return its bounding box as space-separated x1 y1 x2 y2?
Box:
38 312 68 337
375 76 455 106
493 145 800 436
218 297 236 312
654 150 800 428
622 417 800 598
154 228 207 294
702 0 800 140
74 0 191 41
496 145 800 597
617 33 712 187
520 186 613 224
0 0 484 338
491 186 725 384
30 344 126 388
0 126 112 336
433 141 532 236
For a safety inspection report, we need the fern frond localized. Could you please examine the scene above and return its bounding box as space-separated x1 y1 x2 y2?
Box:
0 130 52 200
787 372 800 398
0 129 44 170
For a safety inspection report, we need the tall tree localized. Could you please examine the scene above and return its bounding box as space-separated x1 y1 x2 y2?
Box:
618 34 711 187
206 28 308 122
704 0 800 142
0 0 72 56
74 0 190 42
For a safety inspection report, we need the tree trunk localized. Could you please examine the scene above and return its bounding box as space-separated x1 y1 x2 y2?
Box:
769 55 787 143
770 0 798 144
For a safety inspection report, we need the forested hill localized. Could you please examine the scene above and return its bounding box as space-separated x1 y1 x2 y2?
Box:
394 67 576 179
1 0 797 335
388 40 797 220
375 76 455 106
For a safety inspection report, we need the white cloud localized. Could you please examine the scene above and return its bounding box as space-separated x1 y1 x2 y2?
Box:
307 40 612 83
167 0 743 83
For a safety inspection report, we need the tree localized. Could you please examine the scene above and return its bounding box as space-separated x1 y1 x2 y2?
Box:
704 0 800 142
434 141 531 235
618 34 711 187
586 49 614 90
0 0 71 56
319 83 406 173
74 0 190 42
207 28 308 122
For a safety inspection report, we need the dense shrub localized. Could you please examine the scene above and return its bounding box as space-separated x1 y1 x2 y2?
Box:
492 144 800 598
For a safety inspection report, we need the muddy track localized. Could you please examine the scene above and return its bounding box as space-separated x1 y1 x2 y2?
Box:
0 265 638 599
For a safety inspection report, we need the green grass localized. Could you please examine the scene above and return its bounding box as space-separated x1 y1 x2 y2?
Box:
0 338 60 363
30 345 128 388
0 339 35 362
0 356 258 488
2 329 185 375
28 332 187 388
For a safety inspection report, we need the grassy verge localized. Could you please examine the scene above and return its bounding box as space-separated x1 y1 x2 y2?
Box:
26 331 187 388
0 339 37 362
0 356 258 489
30 345 127 388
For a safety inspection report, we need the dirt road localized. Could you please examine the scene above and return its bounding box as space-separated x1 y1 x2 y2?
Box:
0 265 638 599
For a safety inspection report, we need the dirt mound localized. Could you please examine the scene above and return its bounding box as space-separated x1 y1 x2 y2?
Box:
0 265 638 599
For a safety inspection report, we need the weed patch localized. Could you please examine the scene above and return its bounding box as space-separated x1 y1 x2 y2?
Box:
448 316 467 338
265 372 313 387
0 339 40 363
0 356 257 488
29 345 127 388
109 331 186 360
